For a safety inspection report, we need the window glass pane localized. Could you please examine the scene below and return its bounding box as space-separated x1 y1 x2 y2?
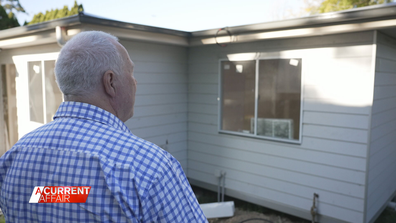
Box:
257 59 301 140
221 60 255 134
28 61 44 124
44 60 63 123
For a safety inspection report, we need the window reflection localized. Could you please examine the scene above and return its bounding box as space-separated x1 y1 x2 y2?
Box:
28 61 44 124
221 58 302 142
28 60 63 124
221 60 255 134
44 61 62 122
257 59 301 140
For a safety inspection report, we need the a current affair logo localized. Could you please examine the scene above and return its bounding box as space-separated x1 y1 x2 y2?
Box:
29 186 91 203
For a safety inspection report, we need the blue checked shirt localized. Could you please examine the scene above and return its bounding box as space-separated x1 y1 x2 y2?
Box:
0 102 208 223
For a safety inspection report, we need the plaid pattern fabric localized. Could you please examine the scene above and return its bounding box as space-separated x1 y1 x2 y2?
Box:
0 102 207 223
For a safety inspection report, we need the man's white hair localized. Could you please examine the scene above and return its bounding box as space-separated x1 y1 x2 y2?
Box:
55 31 123 96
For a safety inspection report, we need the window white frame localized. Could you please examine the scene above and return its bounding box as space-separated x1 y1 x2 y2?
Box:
12 53 61 138
218 55 304 144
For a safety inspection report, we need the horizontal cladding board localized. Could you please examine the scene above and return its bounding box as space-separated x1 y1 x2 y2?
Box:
188 113 217 125
302 137 367 158
303 124 368 144
371 108 396 128
136 83 187 95
131 122 186 139
304 57 371 81
188 73 218 84
188 62 219 74
262 45 373 60
126 113 187 129
165 141 187 154
188 169 308 212
188 131 366 171
188 93 217 105
188 151 364 198
370 131 396 156
372 97 396 114
374 72 396 86
133 103 187 118
303 111 369 130
188 122 217 134
189 50 372 82
188 83 218 94
189 141 365 184
188 103 218 115
304 85 372 106
189 31 373 56
376 57 396 73
134 72 186 84
367 172 396 211
188 169 364 223
373 86 396 100
188 159 364 212
121 40 187 63
367 171 396 216
134 94 187 106
368 148 396 186
144 132 187 147
188 45 373 66
170 149 187 163
304 98 371 115
2 43 60 59
373 43 396 60
370 119 396 142
367 185 396 223
368 141 396 173
133 61 187 74
377 31 396 47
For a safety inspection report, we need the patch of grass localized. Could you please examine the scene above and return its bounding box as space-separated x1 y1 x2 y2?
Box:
0 215 5 223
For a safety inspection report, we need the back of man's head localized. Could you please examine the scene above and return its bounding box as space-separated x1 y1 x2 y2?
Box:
55 31 123 96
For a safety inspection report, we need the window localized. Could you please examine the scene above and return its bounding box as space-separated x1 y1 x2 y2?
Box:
28 60 63 124
220 58 302 143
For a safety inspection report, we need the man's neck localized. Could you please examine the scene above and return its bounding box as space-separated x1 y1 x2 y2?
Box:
64 94 119 120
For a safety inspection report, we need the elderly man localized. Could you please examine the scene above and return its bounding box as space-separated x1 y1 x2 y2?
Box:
0 31 207 222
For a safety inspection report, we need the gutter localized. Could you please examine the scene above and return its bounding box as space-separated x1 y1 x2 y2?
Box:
190 18 396 46
0 14 81 40
2 3 396 48
192 2 396 37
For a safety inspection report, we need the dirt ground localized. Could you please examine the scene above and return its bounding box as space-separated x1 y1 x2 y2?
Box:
207 208 309 223
194 184 396 223
192 186 310 223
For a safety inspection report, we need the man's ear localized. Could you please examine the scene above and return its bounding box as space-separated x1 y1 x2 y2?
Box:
103 70 116 97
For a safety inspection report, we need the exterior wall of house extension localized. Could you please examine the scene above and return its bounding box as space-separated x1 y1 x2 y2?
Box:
121 40 189 170
366 31 396 223
187 31 375 223
0 40 189 171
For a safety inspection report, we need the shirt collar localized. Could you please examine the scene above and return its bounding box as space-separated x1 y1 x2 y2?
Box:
54 101 132 134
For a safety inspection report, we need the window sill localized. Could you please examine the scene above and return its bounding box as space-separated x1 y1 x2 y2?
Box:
218 130 302 145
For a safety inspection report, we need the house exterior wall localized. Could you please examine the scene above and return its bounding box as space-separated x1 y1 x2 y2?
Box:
366 31 396 223
121 40 189 170
0 40 189 170
187 31 375 222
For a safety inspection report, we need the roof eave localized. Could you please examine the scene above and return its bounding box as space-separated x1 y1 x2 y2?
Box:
0 14 81 39
191 3 396 37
